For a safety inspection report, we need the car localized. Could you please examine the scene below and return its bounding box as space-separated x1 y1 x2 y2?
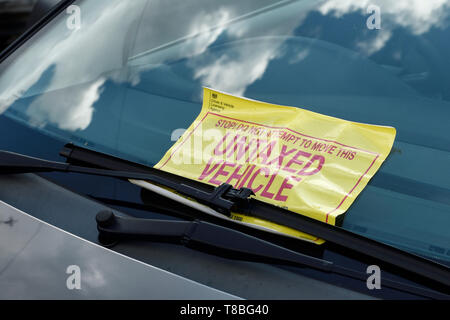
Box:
0 0 449 301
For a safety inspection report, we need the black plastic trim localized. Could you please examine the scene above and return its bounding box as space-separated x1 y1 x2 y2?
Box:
0 0 75 64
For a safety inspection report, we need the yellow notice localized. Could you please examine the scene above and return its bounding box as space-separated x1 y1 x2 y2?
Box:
155 88 396 244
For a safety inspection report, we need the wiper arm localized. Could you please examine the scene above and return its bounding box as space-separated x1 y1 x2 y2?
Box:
95 211 448 299
1 145 450 295
95 210 332 270
0 149 254 215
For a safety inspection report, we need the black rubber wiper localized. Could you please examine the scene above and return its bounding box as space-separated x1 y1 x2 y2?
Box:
95 211 448 299
96 210 332 269
1 145 450 296
0 149 254 215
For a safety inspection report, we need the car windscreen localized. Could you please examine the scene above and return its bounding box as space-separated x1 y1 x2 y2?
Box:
0 0 449 264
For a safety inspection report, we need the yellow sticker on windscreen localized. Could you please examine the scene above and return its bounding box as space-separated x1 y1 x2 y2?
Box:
155 88 396 244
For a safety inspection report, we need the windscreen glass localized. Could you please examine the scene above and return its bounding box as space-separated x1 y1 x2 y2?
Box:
0 0 449 264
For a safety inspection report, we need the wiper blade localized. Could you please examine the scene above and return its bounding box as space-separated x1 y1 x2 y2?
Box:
0 149 254 215
1 145 449 295
95 211 448 300
95 210 333 270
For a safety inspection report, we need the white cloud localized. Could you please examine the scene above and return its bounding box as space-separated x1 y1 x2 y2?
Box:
289 48 310 64
318 0 450 56
26 77 105 131
356 30 392 55
190 2 309 96
185 8 233 57
0 0 144 131
319 0 450 35
193 41 282 96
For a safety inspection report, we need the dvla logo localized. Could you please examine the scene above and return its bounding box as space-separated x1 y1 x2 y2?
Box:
66 265 81 290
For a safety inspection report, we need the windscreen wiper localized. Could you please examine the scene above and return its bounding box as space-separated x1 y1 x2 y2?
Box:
95 210 448 299
96 210 331 269
0 149 253 215
0 145 449 295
